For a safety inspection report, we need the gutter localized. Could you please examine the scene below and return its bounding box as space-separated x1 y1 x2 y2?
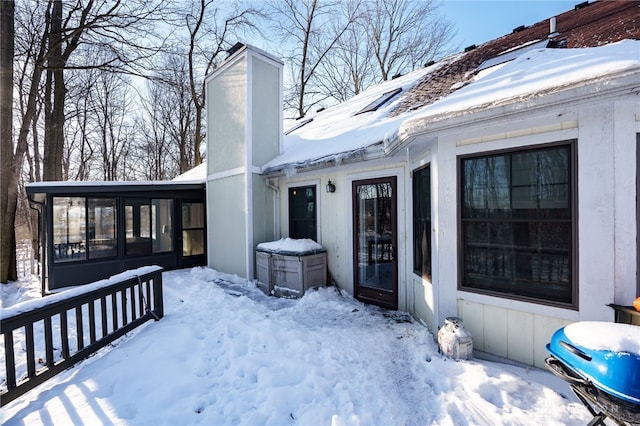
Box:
261 142 387 178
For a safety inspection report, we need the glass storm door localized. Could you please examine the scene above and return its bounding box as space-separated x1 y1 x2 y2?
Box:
353 177 398 310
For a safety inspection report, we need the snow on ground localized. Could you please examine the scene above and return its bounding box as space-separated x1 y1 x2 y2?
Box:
1 268 591 425
0 274 42 310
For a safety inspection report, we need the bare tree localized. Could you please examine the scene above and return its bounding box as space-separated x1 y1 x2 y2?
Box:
182 0 262 171
316 0 454 104
136 0 262 174
39 0 169 180
1 0 17 282
316 7 375 102
64 76 97 181
365 0 454 81
2 0 168 283
268 0 359 119
138 53 194 180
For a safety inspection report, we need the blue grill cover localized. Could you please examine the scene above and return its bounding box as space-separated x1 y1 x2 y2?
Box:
546 323 640 405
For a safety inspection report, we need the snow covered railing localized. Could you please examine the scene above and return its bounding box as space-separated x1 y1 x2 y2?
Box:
0 267 164 406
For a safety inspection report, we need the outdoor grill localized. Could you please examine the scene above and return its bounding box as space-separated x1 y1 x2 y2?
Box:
545 322 640 426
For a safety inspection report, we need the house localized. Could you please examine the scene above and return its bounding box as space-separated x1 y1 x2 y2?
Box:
205 0 640 368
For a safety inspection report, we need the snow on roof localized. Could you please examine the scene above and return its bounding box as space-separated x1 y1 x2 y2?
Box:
263 61 449 173
265 40 639 174
24 163 207 192
172 162 207 183
25 179 204 195
400 39 640 134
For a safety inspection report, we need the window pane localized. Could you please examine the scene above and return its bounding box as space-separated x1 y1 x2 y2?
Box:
140 205 151 238
413 166 431 279
485 156 511 215
460 144 574 305
153 199 173 253
53 197 86 262
88 198 117 259
125 200 151 256
289 186 317 241
182 203 204 229
183 230 205 256
463 158 487 217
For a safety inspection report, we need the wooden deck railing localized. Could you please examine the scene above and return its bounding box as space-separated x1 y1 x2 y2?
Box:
1 267 164 406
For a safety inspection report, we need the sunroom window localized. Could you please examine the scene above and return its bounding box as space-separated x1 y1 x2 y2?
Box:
88 198 117 259
52 197 118 262
125 199 173 256
182 202 205 256
459 142 575 306
53 197 87 262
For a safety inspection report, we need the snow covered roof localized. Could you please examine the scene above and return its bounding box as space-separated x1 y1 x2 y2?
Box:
398 40 639 136
24 164 207 193
263 61 449 174
172 162 207 183
25 180 204 195
263 1 640 175
264 40 639 174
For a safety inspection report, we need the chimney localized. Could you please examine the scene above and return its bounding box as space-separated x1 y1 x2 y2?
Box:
205 45 284 279
549 17 557 35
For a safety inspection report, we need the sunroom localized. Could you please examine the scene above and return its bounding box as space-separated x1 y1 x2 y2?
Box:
26 181 206 292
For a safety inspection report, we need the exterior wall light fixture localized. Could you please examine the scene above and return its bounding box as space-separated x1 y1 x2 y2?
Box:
326 180 336 193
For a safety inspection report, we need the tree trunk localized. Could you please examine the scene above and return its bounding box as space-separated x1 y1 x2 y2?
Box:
0 0 17 283
43 0 64 182
193 105 202 167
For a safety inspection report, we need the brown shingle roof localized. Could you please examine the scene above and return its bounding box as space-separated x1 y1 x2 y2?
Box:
391 0 640 116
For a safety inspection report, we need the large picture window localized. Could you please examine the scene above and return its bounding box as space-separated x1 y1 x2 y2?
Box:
289 186 317 241
413 165 431 280
53 197 118 262
459 142 576 306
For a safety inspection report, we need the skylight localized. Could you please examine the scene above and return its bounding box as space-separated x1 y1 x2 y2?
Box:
355 88 402 115
285 118 313 135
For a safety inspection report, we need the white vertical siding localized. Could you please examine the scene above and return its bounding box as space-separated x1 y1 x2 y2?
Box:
251 57 281 167
207 174 248 277
433 135 458 327
458 299 573 368
207 59 247 175
613 100 639 304
577 104 617 321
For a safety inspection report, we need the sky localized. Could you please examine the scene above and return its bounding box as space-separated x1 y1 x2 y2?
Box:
1 267 596 425
440 1 578 49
